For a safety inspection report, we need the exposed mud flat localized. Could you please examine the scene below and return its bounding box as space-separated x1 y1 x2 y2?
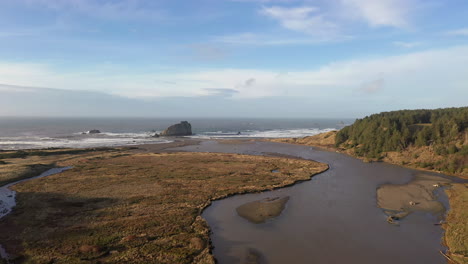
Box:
236 196 289 224
377 174 452 222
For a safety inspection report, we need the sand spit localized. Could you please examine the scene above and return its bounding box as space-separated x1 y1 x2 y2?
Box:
377 174 452 222
236 196 290 224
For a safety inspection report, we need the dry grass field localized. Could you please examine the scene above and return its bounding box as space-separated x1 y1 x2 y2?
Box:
0 150 327 264
0 148 119 186
444 183 468 264
270 131 337 150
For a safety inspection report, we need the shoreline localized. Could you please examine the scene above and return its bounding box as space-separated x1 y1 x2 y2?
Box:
268 136 468 180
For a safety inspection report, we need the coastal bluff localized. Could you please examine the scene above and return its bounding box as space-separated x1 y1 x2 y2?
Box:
160 121 193 136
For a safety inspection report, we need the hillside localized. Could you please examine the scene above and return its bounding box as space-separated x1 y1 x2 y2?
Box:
272 107 467 178
335 107 467 177
271 131 338 150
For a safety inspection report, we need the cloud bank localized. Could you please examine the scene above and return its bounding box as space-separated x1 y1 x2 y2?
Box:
1 45 467 100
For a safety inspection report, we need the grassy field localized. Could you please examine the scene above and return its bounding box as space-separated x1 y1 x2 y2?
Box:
0 148 120 186
445 183 468 264
0 150 327 264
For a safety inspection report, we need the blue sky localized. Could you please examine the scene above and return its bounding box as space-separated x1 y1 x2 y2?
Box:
0 0 467 117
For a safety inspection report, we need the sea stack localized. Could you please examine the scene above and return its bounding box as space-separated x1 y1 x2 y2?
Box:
160 121 192 136
87 129 101 134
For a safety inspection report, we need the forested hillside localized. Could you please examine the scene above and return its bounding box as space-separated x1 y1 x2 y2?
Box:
335 107 468 175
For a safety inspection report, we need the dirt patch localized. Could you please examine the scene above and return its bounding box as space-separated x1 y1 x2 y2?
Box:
236 196 290 224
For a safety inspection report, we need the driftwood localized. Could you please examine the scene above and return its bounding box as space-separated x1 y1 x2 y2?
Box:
386 216 399 225
439 251 455 263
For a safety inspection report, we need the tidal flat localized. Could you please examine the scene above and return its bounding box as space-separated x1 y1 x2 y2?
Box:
236 196 290 224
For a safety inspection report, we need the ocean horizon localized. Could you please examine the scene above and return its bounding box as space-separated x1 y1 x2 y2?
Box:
0 117 353 150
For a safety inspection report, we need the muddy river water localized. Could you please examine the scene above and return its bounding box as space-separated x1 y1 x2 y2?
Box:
175 140 462 264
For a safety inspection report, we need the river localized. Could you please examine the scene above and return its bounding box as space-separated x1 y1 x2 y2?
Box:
174 140 459 264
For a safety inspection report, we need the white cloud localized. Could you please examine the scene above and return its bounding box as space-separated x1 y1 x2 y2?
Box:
260 6 338 37
445 28 468 36
240 1 421 45
200 88 239 97
1 46 467 101
360 78 384 93
340 0 415 28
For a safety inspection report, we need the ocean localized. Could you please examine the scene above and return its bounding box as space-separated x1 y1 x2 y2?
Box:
0 117 353 150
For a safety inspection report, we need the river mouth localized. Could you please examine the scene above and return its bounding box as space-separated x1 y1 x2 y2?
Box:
175 140 462 264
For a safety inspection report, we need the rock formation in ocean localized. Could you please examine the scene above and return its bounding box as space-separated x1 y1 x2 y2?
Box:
160 121 192 136
87 129 101 134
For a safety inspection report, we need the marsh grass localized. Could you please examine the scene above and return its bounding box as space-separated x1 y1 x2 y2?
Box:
0 148 115 159
445 183 468 264
0 148 119 186
0 151 327 264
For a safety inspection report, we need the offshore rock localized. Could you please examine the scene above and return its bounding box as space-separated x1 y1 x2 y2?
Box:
160 121 192 136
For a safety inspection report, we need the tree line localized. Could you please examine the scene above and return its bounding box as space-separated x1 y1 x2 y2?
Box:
335 107 468 174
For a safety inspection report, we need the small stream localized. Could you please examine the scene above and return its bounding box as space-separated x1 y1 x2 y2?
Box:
0 167 72 261
174 140 464 264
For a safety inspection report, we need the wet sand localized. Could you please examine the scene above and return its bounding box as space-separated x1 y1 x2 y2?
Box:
377 174 452 222
134 139 201 153
173 140 465 264
236 196 290 224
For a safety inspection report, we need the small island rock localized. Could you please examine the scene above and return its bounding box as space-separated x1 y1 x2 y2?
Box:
87 129 101 134
160 121 192 136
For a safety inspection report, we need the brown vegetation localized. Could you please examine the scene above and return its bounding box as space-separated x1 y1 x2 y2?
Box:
271 131 468 179
444 183 468 264
0 148 120 186
270 131 337 150
0 151 327 264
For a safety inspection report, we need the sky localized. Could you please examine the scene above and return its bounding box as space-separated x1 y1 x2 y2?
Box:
0 0 467 118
